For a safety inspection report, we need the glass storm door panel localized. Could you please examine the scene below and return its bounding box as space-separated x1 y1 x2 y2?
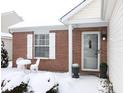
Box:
82 32 100 70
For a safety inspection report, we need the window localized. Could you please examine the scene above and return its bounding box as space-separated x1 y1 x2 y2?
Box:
34 34 49 58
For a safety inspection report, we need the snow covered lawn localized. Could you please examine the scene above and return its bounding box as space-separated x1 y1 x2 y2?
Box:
1 68 99 93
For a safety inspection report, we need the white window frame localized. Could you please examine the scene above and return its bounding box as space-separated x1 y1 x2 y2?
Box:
34 34 49 59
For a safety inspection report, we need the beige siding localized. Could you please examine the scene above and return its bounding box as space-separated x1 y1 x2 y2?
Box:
108 0 123 93
1 11 23 33
69 0 101 20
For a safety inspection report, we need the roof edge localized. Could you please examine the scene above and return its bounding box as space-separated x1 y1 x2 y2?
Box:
60 0 86 20
59 0 93 23
9 25 68 33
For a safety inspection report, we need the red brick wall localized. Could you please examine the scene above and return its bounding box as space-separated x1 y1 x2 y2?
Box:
13 31 68 72
12 27 107 72
73 27 107 74
13 32 33 67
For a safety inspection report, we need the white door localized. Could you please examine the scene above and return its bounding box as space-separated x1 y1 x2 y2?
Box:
81 32 100 71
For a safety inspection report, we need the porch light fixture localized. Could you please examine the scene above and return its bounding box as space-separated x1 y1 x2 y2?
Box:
101 31 107 40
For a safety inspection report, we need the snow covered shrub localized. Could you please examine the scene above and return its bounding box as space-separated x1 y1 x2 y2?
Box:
46 84 59 93
1 71 29 93
98 79 113 93
1 82 28 93
108 82 114 93
98 79 115 93
1 41 9 68
1 70 59 93
27 73 59 93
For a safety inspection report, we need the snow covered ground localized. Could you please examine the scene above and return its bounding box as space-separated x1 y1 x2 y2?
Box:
1 68 99 93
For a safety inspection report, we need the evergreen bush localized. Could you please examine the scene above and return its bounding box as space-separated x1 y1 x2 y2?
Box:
100 62 108 78
1 41 9 68
2 82 28 93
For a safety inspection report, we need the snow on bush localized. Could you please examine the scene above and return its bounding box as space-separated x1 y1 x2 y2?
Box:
1 68 99 93
1 70 59 93
1 71 27 92
1 41 9 68
98 78 115 93
1 82 28 93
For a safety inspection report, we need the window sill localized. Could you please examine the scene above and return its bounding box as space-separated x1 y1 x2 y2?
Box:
34 57 49 59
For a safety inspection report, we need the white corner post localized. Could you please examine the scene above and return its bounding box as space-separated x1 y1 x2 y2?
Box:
68 24 73 76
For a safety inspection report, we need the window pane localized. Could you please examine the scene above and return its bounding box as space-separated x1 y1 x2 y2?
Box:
35 40 40 45
41 47 49 57
40 40 45 45
35 47 49 57
45 40 49 45
35 34 49 45
35 47 41 57
35 40 37 45
46 34 49 39
40 34 45 39
35 35 38 39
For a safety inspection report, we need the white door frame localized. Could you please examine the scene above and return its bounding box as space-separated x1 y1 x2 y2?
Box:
81 32 100 71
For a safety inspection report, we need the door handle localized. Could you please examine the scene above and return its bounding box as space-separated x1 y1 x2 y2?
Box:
95 50 100 56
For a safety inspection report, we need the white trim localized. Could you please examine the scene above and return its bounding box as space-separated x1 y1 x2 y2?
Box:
27 34 33 59
76 23 108 28
1 32 12 38
34 30 49 34
101 0 106 20
66 18 107 24
34 57 49 59
60 0 93 22
49 33 56 59
64 18 108 27
9 25 68 33
68 25 73 75
81 32 100 71
102 0 117 21
1 37 12 40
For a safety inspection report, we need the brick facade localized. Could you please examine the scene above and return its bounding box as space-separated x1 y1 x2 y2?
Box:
72 27 107 74
13 31 68 72
13 27 107 73
13 32 31 67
